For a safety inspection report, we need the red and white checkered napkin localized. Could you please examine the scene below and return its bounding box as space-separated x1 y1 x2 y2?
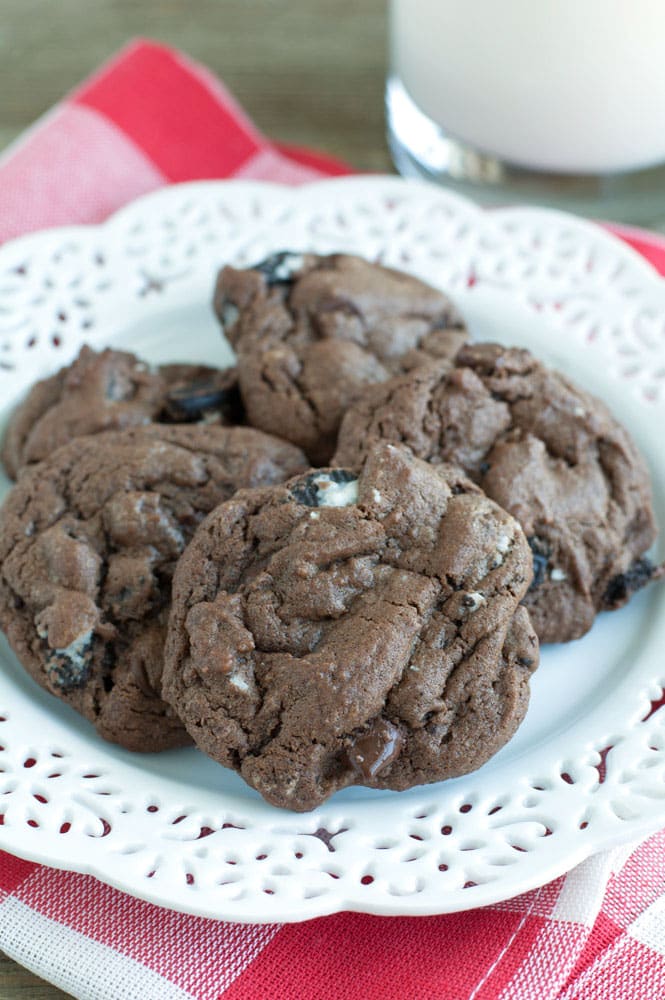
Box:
0 39 348 244
2 38 665 1000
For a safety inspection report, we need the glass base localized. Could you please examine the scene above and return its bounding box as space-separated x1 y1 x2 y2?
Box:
386 76 665 227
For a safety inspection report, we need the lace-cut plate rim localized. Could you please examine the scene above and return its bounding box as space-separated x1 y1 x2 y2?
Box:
1 176 665 923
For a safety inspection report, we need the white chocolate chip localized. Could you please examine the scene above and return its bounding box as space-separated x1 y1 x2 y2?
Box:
462 592 486 612
372 488 382 503
314 475 359 508
491 532 512 569
309 511 320 520
53 630 93 670
550 567 567 582
272 253 305 280
496 533 511 554
221 302 240 329
230 674 250 693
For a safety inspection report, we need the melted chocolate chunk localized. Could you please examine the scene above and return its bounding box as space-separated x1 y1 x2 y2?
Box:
346 720 404 780
164 378 242 423
527 536 550 590
603 556 659 608
290 468 357 507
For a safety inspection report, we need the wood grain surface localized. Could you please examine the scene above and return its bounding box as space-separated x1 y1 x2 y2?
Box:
0 0 391 171
0 1 388 996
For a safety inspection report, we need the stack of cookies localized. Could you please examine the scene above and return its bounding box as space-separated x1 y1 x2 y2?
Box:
0 252 660 811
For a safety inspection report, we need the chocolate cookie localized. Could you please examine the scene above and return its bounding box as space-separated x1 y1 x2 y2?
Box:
213 252 468 463
1 346 241 479
0 424 308 751
163 442 538 811
334 343 661 643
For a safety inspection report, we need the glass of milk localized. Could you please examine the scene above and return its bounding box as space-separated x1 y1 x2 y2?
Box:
387 0 665 222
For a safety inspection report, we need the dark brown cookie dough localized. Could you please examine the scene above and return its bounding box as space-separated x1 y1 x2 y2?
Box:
334 343 661 643
163 442 538 811
213 252 468 464
1 346 241 479
0 424 308 751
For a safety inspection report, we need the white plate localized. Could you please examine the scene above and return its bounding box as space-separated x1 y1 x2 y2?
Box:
1 176 665 923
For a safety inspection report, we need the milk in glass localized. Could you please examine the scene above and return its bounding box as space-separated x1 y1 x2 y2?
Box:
391 0 665 174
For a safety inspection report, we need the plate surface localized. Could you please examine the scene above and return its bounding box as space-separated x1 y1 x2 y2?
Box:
1 176 665 922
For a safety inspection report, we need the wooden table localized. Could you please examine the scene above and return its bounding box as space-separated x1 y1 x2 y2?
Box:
0 1 389 995
1 0 391 171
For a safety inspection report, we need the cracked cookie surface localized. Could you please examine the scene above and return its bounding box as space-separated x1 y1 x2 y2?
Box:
1 346 241 479
163 442 538 811
213 252 468 464
334 343 661 642
0 424 308 750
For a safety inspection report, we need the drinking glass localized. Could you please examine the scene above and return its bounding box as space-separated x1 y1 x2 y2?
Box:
387 0 665 222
